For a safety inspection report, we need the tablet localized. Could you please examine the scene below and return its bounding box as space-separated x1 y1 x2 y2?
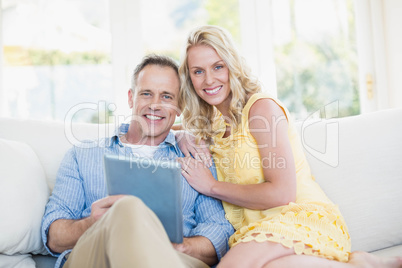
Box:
103 154 183 243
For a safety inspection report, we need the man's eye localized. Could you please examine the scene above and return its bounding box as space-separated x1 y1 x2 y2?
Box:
215 65 223 70
163 95 173 100
141 92 151 96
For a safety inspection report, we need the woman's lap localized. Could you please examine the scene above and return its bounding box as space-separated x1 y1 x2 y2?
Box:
218 240 295 268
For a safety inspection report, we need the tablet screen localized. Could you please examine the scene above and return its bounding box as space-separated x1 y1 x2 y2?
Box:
103 154 183 243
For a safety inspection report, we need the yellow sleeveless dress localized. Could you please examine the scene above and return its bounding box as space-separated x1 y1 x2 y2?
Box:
210 93 351 262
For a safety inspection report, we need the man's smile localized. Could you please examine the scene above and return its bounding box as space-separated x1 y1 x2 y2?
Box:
144 114 164 121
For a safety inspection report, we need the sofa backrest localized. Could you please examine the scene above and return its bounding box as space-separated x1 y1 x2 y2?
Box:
0 118 115 190
1 107 402 253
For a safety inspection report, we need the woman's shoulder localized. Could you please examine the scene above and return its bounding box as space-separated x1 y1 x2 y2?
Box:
244 93 287 120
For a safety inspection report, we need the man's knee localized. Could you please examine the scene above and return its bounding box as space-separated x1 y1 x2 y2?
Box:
103 195 166 239
109 195 147 217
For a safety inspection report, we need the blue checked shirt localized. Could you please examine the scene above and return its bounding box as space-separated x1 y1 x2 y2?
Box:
41 124 234 268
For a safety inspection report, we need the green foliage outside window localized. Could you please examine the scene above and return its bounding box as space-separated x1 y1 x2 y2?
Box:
275 37 360 119
4 46 111 66
273 0 360 119
28 50 111 66
204 0 240 44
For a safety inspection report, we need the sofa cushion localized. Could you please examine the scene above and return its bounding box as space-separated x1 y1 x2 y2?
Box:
0 254 36 268
32 255 57 268
371 245 402 257
297 108 402 253
0 138 49 255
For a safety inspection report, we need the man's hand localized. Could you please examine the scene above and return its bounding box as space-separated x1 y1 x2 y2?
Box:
172 236 218 266
47 195 125 253
89 195 125 224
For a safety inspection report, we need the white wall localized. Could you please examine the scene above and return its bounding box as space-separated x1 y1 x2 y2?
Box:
0 0 4 116
239 0 277 96
383 0 402 109
355 0 387 113
341 0 401 113
109 0 143 119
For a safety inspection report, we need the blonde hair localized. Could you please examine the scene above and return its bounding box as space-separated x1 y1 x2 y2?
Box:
179 25 261 142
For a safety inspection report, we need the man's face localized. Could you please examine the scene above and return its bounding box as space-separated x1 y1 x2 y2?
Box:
128 65 181 145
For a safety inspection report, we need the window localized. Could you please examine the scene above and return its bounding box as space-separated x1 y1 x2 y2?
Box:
271 0 359 120
139 0 240 61
1 0 240 122
2 0 369 122
1 0 113 122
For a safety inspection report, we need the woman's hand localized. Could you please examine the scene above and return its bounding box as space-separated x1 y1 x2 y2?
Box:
175 130 212 167
177 156 217 196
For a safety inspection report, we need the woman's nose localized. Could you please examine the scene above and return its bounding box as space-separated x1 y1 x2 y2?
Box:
205 71 214 85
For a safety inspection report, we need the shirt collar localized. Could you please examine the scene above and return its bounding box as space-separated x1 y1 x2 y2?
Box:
107 123 180 154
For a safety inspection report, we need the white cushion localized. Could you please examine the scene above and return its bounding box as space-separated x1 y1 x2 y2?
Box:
0 254 35 268
297 108 402 252
0 139 49 255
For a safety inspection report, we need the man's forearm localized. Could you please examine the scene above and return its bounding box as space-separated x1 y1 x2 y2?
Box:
173 236 218 266
47 217 94 254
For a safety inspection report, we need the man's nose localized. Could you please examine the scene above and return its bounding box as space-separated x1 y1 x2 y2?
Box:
148 97 162 110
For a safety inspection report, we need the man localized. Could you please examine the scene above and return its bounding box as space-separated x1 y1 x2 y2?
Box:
41 54 234 268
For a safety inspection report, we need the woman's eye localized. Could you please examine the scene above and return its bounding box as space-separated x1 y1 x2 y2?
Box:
215 65 223 70
194 70 203 75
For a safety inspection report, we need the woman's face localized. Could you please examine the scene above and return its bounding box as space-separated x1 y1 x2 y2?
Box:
187 45 231 110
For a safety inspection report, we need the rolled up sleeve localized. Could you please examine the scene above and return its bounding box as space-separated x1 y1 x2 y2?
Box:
41 148 85 256
189 164 234 260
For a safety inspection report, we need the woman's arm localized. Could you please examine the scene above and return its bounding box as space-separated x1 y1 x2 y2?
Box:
178 99 297 210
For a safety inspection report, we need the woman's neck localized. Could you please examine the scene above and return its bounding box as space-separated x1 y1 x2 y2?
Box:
215 94 233 122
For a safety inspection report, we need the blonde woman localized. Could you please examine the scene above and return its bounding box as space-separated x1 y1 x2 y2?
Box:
176 25 402 268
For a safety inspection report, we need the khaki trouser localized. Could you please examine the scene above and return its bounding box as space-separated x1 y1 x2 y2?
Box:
64 196 209 268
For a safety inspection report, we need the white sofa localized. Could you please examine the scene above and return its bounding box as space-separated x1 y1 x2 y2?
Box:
0 108 401 267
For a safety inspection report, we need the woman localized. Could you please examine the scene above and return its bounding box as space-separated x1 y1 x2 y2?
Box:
176 25 402 268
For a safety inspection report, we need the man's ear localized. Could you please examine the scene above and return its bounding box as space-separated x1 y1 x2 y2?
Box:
128 89 134 109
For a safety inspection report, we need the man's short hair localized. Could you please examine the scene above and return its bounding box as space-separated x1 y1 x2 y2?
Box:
131 54 179 90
